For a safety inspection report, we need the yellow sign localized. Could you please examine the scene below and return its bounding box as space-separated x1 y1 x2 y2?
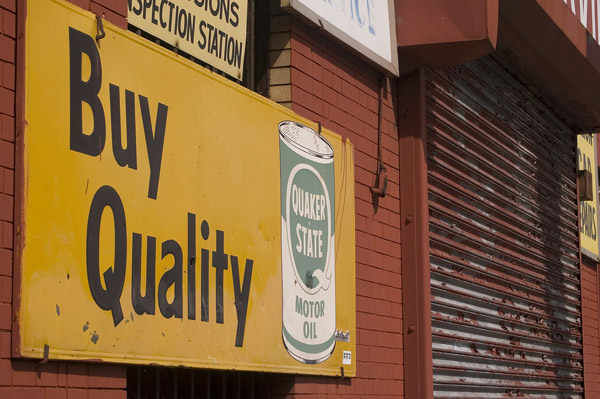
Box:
19 0 356 377
577 133 599 260
128 0 247 80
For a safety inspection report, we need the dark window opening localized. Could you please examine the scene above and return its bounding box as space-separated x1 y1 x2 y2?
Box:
127 366 275 399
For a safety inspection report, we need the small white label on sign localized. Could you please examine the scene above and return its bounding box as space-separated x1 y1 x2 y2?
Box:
343 351 352 365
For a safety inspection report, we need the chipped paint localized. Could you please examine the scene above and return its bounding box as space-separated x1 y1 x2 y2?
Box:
427 54 583 397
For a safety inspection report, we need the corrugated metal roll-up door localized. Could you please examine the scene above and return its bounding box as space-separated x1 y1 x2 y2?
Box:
426 53 583 398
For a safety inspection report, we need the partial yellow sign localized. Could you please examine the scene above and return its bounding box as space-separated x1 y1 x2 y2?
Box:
19 0 356 377
577 133 599 260
128 0 247 80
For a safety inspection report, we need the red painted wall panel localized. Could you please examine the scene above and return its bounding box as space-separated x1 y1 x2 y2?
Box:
282 16 403 398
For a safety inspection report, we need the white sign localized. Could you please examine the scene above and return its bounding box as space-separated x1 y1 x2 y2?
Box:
563 0 600 44
282 0 398 76
128 0 248 80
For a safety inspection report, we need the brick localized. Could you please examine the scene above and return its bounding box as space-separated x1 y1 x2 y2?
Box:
89 388 126 399
2 221 11 248
57 363 66 387
271 85 291 103
0 386 44 399
0 302 9 330
270 67 290 85
0 193 12 221
45 387 67 399
0 275 9 302
292 85 313 110
0 0 15 13
1 114 13 142
0 358 10 385
271 32 291 51
12 360 36 386
66 363 87 388
290 51 312 74
0 330 8 358
0 248 10 276
2 62 13 91
0 87 13 116
0 139 13 168
35 362 58 386
92 0 126 16
89 3 127 30
0 36 13 64
87 364 126 389
270 49 290 68
2 168 11 195
2 10 13 39
66 388 87 399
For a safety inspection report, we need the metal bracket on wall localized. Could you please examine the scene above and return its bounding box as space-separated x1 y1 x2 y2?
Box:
95 15 105 42
578 169 593 201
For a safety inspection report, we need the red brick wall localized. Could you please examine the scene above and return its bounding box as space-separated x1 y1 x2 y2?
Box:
280 16 403 398
582 258 600 397
0 1 127 398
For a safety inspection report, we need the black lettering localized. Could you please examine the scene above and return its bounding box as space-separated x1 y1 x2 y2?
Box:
138 95 167 200
158 240 183 319
188 213 196 320
151 0 159 24
230 2 239 27
159 0 168 28
198 20 207 49
168 2 176 31
580 203 585 233
593 208 597 240
226 36 235 65
143 0 152 19
231 255 253 347
220 0 229 23
69 28 105 157
201 220 210 322
131 233 156 315
212 230 228 324
187 13 196 43
218 30 226 58
234 40 243 69
177 7 186 38
86 185 127 326
110 85 137 169
131 0 143 15
207 24 216 54
210 0 219 16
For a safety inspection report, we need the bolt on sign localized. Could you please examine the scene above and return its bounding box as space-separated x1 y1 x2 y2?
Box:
127 0 247 80
17 0 356 376
577 133 599 260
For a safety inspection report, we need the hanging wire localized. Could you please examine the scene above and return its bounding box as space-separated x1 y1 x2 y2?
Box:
371 73 388 207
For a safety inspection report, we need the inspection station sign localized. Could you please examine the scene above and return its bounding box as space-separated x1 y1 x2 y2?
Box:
282 0 399 75
18 0 356 376
128 0 248 80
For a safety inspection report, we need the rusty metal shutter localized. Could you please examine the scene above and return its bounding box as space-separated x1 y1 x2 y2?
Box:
426 53 583 398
